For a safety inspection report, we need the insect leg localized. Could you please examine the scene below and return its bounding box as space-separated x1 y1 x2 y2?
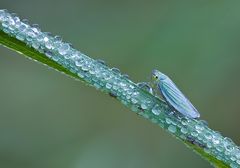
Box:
137 82 153 94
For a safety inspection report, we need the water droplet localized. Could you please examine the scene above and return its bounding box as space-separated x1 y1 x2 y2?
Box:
151 104 161 115
168 125 176 133
45 41 54 49
54 35 62 42
111 67 120 74
58 43 70 55
132 91 139 97
230 156 236 161
216 145 224 152
106 83 112 89
181 120 188 126
94 83 101 89
77 71 85 78
43 36 49 42
200 120 208 126
45 51 53 58
140 103 148 110
22 18 29 25
96 59 106 65
204 148 210 154
236 151 240 159
237 159 240 165
204 132 212 140
131 98 138 104
119 82 126 88
32 24 40 33
165 118 172 124
131 106 138 112
32 41 40 49
151 118 158 124
207 142 212 148
195 124 204 133
212 137 220 145
18 23 27 32
191 131 198 137
89 67 96 75
52 56 59 61
142 113 149 119
122 74 129 79
230 163 238 168
112 85 118 90
180 127 188 134
26 31 36 42
0 9 8 21
82 64 90 72
126 95 131 100
126 90 133 95
75 58 83 66
223 137 234 152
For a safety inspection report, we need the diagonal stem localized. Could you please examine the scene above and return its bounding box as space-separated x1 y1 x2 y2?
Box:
0 9 239 168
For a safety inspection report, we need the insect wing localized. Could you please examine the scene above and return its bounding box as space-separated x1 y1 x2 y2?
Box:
158 77 200 118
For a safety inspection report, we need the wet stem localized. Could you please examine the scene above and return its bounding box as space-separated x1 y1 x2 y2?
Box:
0 9 239 168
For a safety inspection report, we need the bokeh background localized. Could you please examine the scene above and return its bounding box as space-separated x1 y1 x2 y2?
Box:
0 1 240 168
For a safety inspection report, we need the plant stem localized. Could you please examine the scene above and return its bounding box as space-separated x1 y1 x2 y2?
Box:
0 9 239 168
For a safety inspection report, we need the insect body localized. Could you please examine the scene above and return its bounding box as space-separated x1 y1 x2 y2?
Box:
151 69 200 119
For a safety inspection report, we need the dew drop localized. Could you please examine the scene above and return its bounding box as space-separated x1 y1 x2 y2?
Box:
43 36 49 42
52 56 59 61
151 104 161 115
216 145 224 152
191 131 198 137
168 125 176 133
223 137 234 152
45 41 53 49
207 142 212 148
151 118 158 124
204 132 212 140
131 106 138 112
77 71 85 78
106 83 112 89
94 83 101 89
112 85 118 90
75 59 83 67
181 120 188 126
142 113 149 119
16 34 24 41
82 64 90 71
122 74 129 79
58 43 70 55
195 124 204 133
111 67 120 74
96 59 106 65
165 118 172 124
200 120 208 126
32 24 40 33
180 127 188 134
204 148 210 154
230 156 236 161
131 98 138 104
236 151 240 159
212 137 220 145
140 103 148 110
45 51 53 58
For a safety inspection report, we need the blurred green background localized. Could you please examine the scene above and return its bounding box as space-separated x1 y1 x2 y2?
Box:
0 1 240 168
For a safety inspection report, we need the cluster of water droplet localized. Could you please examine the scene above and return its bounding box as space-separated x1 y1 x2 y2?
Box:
0 9 239 167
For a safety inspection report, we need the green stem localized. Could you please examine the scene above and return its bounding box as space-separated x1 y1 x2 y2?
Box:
0 10 239 168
